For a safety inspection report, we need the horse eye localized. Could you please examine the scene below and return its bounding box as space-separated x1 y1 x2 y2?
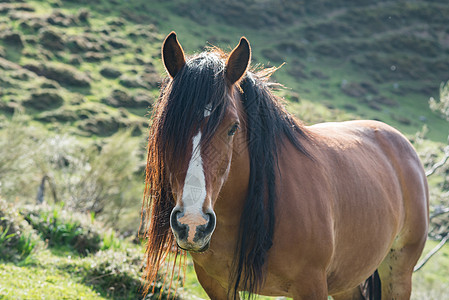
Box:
228 123 239 136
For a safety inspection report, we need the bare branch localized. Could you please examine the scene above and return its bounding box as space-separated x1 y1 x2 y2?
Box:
426 147 449 177
414 233 449 272
430 207 449 220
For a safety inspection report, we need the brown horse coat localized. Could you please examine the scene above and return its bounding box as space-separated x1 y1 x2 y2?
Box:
191 119 428 300
144 32 429 300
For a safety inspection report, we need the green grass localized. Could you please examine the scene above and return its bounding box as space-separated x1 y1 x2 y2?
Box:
0 251 106 299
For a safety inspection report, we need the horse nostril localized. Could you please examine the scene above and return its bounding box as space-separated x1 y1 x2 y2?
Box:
170 207 187 240
204 211 216 234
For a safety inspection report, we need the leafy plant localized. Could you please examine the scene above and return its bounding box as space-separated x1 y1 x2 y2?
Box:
101 229 122 251
21 204 102 255
429 81 449 122
0 200 40 262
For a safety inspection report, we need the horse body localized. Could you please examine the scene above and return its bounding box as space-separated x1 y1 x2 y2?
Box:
189 120 428 299
143 32 428 300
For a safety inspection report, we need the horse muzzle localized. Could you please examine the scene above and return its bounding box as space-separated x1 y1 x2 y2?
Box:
170 206 216 252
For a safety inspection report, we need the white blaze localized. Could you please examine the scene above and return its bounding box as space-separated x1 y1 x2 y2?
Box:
182 131 207 214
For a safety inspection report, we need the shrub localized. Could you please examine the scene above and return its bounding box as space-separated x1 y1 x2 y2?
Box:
429 81 449 122
0 116 143 232
65 248 181 299
0 199 40 261
21 204 102 255
0 115 44 200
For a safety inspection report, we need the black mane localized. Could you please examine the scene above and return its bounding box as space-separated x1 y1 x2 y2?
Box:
230 72 310 299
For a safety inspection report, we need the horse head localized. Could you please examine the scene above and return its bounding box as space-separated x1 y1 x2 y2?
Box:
161 32 251 252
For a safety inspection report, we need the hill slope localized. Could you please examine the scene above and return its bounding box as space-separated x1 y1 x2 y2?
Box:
1 0 449 141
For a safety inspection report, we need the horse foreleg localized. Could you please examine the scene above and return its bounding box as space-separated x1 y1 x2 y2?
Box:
193 263 234 300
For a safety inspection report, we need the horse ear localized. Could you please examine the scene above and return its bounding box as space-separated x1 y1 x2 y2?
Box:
162 31 186 78
226 37 251 85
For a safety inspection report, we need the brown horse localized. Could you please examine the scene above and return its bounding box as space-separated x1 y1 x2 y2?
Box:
142 32 429 300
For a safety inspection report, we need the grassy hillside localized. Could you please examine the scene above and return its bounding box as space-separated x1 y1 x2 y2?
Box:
1 0 449 141
154 0 449 141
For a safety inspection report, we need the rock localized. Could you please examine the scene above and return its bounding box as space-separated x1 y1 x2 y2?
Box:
39 28 65 50
84 51 106 62
1 31 23 47
47 10 77 27
10 69 30 81
0 101 22 114
78 115 122 136
0 3 34 13
40 80 60 89
118 75 148 89
310 70 330 80
107 18 125 26
100 66 122 78
102 89 132 107
132 93 154 108
0 57 21 70
287 65 309 79
106 37 128 49
140 72 160 88
372 96 398 107
343 104 358 111
36 108 78 123
366 101 382 111
77 8 89 22
22 90 64 110
23 62 91 87
261 48 283 62
341 82 368 98
391 114 412 125
359 82 379 95
69 55 82 65
66 35 102 53
102 89 153 108
19 19 46 32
